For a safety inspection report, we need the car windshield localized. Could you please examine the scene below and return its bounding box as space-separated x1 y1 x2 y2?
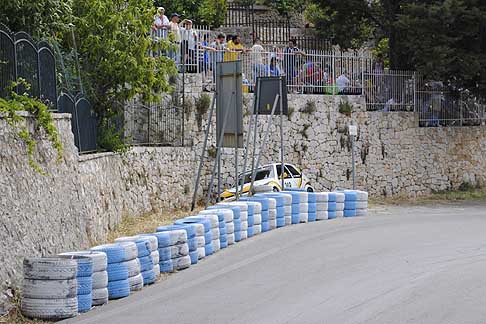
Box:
238 167 271 186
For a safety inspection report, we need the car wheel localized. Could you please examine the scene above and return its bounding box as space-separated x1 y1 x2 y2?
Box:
306 186 314 192
273 187 279 192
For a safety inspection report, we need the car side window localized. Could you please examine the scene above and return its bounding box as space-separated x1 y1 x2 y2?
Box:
276 164 293 178
285 165 301 178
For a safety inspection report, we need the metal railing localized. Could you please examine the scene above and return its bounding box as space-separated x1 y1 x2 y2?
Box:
253 19 291 45
223 3 255 27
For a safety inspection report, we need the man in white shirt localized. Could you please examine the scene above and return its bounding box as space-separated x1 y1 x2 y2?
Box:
337 71 351 94
251 38 265 81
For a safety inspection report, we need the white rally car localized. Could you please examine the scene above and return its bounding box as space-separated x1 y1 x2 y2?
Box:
220 163 314 200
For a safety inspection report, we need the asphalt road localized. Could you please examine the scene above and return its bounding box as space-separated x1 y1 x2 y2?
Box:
65 202 486 324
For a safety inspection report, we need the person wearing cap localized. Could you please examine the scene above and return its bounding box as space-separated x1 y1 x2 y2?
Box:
152 7 169 38
168 13 182 62
180 19 198 72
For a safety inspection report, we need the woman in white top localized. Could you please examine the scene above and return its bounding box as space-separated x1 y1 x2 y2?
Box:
152 7 169 38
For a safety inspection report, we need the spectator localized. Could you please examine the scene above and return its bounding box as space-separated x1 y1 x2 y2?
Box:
251 38 265 80
152 7 169 36
210 33 226 64
264 57 281 76
224 35 246 62
168 13 181 61
198 34 216 80
181 19 198 72
283 39 305 90
337 71 351 94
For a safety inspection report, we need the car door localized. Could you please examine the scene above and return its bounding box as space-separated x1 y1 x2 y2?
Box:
285 164 302 188
276 164 294 189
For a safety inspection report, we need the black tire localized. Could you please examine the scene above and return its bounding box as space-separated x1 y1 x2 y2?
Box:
306 186 314 192
273 187 279 192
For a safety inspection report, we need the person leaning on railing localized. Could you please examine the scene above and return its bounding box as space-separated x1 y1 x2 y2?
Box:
224 35 249 62
152 7 170 38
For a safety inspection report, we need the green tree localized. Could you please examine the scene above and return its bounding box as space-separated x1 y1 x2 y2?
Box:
154 0 227 28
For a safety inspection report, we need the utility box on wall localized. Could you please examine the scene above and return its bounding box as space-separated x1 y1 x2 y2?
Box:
216 61 243 148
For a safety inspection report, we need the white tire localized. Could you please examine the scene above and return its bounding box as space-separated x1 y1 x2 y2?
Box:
227 233 235 245
356 208 367 216
316 210 328 220
208 208 233 222
22 279 77 299
192 214 219 228
21 297 77 320
128 273 143 291
211 227 220 238
253 213 262 225
299 213 308 223
269 219 277 230
253 224 262 235
124 258 141 277
316 202 328 211
212 239 221 252
335 192 345 203
284 205 291 216
92 288 108 306
23 258 77 281
153 264 160 277
336 202 345 211
133 235 158 252
239 211 248 222
92 271 108 289
218 201 248 212
116 242 138 260
268 209 277 220
357 191 369 201
58 251 107 272
315 192 329 202
253 185 273 193
299 192 308 203
240 221 248 231
197 247 206 259
196 235 205 248
285 216 292 225
356 201 368 209
266 198 277 209
173 255 191 271
190 223 205 236
226 222 235 234
336 210 344 218
240 230 248 240
165 229 188 245
151 250 160 266
299 203 309 213
170 243 189 258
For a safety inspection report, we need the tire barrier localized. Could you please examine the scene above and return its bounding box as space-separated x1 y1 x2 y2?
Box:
90 244 130 300
58 255 93 313
21 188 368 320
21 257 78 320
59 251 108 306
155 227 191 271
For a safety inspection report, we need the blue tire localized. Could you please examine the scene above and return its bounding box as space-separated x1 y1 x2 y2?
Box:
139 256 153 272
220 240 228 249
91 244 126 264
308 212 317 222
344 200 358 210
276 206 285 219
255 194 285 207
141 270 156 285
77 293 92 313
157 224 196 239
77 276 92 295
187 237 198 251
344 209 357 217
247 226 254 237
204 231 212 244
247 204 254 215
204 243 213 256
108 279 130 299
247 215 255 227
158 246 171 261
189 250 199 265
140 232 171 248
261 210 269 222
234 231 241 242
327 201 337 212
72 256 93 278
291 213 300 224
307 192 317 203
135 239 151 258
261 221 270 232
328 211 337 219
175 218 211 232
107 262 128 281
219 223 227 234
239 197 269 211
212 205 240 220
281 191 301 204
343 191 358 201
159 260 173 273
234 219 242 232
308 203 317 213
276 217 285 228
328 192 337 202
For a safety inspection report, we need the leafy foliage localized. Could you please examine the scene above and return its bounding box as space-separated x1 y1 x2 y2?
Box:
0 80 63 174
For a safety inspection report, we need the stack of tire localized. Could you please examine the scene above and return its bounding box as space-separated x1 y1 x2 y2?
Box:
219 202 249 241
91 244 130 300
241 201 261 238
259 193 288 228
298 191 309 223
114 238 150 289
315 192 329 220
21 257 78 320
208 205 236 245
187 215 219 254
281 191 301 224
327 192 337 219
135 235 160 278
59 251 108 307
63 255 92 313
343 190 356 217
175 218 212 261
356 190 369 216
336 192 345 217
141 232 173 273
307 192 317 222
155 227 191 270
240 197 267 235
198 210 225 251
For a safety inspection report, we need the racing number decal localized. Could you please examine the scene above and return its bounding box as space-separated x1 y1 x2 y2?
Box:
285 181 292 188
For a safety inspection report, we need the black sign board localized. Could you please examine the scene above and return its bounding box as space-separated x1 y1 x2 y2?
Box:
254 76 288 115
